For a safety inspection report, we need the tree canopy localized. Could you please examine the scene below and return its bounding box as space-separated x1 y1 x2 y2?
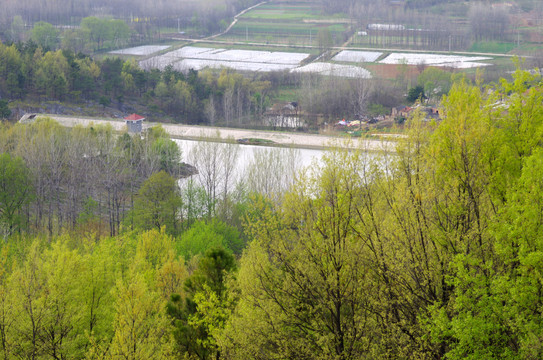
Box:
1 67 543 359
0 153 33 236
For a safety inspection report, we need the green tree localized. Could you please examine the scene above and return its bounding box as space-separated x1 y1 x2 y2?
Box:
151 137 182 175
179 178 208 230
176 219 243 259
81 17 109 50
225 149 381 359
167 247 236 360
61 29 86 53
9 241 49 359
9 16 25 42
109 272 174 360
7 240 89 359
0 153 33 236
0 101 10 120
98 95 111 109
423 70 543 359
406 84 426 102
0 43 25 99
0 246 15 359
317 27 332 52
417 67 453 100
34 50 69 99
30 21 59 49
490 149 543 358
129 171 182 234
80 17 131 51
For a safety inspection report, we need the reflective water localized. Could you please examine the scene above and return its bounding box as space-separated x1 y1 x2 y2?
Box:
174 139 325 175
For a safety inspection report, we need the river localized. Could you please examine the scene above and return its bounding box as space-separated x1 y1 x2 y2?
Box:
175 139 324 174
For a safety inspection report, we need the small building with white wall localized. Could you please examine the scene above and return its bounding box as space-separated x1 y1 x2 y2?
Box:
124 113 145 133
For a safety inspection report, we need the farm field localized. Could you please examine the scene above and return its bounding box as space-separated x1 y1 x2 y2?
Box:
107 1 523 82
379 53 492 68
332 50 384 63
292 62 372 78
241 3 339 21
215 1 349 47
137 45 376 78
109 45 171 56
139 46 311 72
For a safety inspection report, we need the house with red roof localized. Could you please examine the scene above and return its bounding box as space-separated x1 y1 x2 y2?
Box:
124 113 145 133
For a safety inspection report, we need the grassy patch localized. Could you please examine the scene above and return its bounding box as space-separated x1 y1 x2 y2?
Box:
188 41 318 54
273 86 299 103
217 1 349 47
236 138 276 145
469 41 516 54
224 20 347 47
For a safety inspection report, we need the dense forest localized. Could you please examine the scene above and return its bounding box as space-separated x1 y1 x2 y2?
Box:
1 69 543 359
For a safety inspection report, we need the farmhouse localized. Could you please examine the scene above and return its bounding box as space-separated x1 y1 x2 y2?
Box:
124 113 145 133
392 106 413 119
264 102 304 129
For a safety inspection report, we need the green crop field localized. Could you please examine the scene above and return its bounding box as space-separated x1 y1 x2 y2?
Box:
241 3 345 21
216 1 350 47
469 41 516 54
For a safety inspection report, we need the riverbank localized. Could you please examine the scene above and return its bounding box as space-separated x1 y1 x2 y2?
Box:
36 114 396 152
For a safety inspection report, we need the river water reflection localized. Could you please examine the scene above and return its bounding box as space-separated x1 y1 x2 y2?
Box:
174 139 326 176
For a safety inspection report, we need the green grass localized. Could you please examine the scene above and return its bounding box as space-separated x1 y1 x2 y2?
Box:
216 1 349 46
242 9 321 20
273 86 299 103
223 19 347 47
469 41 516 54
188 42 320 54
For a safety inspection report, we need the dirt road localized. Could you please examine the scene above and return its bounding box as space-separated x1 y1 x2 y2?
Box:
39 114 395 152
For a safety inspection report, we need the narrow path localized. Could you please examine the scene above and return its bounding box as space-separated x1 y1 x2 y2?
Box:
206 1 268 40
167 1 518 60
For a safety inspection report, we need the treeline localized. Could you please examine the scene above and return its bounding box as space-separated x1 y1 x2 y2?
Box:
1 70 543 359
0 119 185 237
0 116 301 238
0 41 277 124
0 39 439 126
5 17 133 53
350 0 514 50
226 70 543 359
0 0 262 37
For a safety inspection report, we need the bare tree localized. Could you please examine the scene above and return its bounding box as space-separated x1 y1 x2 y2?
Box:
351 77 374 118
204 95 217 126
469 3 510 42
189 133 240 217
223 87 234 126
244 147 300 203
